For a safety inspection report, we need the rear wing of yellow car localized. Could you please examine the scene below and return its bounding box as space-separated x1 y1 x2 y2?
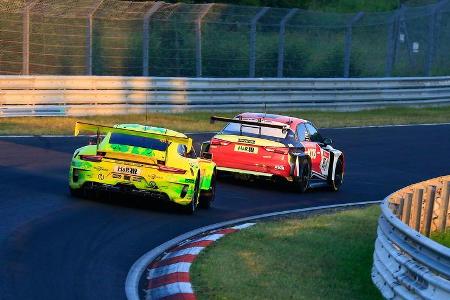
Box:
74 122 193 151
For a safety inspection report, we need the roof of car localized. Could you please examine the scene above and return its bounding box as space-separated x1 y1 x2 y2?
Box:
237 112 307 130
114 124 187 138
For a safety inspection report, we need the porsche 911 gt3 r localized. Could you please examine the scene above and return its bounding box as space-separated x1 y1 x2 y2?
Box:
69 122 216 213
202 113 344 192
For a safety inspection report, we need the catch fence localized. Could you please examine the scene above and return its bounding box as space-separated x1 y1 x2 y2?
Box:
1 0 450 78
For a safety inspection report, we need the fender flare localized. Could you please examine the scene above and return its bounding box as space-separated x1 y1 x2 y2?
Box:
328 149 344 181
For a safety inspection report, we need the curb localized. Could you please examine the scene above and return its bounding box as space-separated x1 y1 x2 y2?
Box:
125 200 381 300
146 223 255 300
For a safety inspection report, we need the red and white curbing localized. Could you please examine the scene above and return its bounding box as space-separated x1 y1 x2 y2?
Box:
145 223 255 300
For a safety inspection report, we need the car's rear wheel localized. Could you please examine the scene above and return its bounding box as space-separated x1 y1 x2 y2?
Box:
185 174 200 214
199 170 216 209
293 158 310 193
328 159 344 192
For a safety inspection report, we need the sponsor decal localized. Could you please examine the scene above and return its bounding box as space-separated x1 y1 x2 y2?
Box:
185 178 195 184
98 173 105 180
238 138 256 144
320 149 330 174
234 144 258 154
148 181 158 189
305 148 317 159
114 165 141 175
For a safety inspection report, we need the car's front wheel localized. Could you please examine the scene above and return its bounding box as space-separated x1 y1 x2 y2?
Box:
328 159 344 192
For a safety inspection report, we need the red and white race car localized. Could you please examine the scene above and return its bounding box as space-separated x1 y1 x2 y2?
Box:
201 113 344 192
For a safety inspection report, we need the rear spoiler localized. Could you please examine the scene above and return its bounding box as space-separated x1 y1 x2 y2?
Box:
210 116 288 130
74 122 193 151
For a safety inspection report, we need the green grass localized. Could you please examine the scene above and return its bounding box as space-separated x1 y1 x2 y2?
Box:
0 106 449 135
430 231 450 247
190 205 382 300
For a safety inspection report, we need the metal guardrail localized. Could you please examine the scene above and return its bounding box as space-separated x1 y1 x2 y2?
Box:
1 75 450 117
372 175 450 300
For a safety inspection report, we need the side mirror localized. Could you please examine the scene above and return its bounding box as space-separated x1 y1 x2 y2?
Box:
200 141 210 154
323 137 333 146
200 142 212 160
201 152 213 160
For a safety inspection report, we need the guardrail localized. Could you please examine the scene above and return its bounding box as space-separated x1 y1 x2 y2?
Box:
1 75 450 117
372 175 450 300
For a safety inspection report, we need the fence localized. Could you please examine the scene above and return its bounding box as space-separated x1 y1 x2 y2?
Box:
372 175 450 299
1 75 450 116
1 1 450 78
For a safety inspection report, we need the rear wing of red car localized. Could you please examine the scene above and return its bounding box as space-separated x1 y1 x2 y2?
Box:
210 116 289 130
74 122 193 151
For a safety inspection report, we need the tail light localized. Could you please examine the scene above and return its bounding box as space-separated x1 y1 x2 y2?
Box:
158 165 186 174
79 154 104 162
211 138 231 146
263 146 289 155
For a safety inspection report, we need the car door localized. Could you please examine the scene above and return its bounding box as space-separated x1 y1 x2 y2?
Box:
304 123 330 178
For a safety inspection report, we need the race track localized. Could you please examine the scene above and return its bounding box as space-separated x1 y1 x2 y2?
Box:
0 124 449 300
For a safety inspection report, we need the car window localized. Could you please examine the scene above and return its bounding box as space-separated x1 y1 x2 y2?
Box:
177 144 196 158
296 124 308 142
177 144 187 156
222 122 288 141
109 133 168 151
305 123 323 143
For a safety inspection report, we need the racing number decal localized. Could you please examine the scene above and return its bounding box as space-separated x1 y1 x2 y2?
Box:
320 150 330 175
305 148 316 159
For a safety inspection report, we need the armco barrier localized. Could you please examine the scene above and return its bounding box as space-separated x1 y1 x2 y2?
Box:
372 175 450 300
1 76 450 116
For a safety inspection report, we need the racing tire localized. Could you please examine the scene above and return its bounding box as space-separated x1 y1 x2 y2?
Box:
199 171 216 209
328 159 344 192
293 159 310 193
69 187 84 198
185 174 200 214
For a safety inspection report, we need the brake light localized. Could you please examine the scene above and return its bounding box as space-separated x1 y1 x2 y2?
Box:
79 154 104 162
211 138 231 146
263 146 289 155
158 165 186 174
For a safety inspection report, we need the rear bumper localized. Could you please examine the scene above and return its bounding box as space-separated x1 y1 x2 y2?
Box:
217 166 273 177
213 159 291 178
69 164 194 205
82 181 170 201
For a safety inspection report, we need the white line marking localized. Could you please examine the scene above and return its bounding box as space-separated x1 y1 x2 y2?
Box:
146 282 193 299
148 262 191 280
232 223 256 230
162 247 204 260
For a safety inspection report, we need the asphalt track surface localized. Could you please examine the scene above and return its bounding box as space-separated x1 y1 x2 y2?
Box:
0 124 449 300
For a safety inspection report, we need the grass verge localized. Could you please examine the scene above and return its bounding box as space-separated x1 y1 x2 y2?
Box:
190 205 382 300
430 231 450 247
0 106 449 135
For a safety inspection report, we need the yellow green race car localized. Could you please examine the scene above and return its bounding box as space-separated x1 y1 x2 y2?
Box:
69 122 216 213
